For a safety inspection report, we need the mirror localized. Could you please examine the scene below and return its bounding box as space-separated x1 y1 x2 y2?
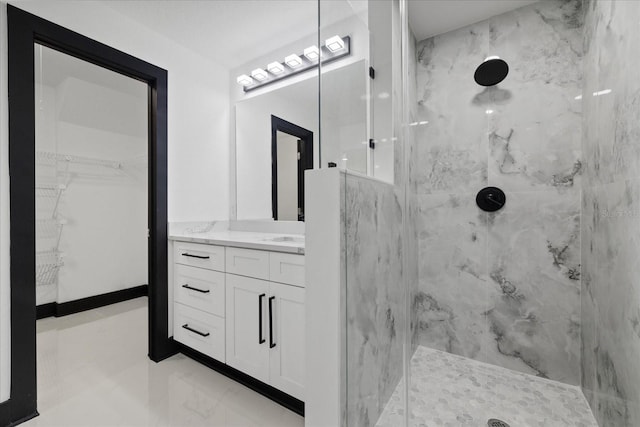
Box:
235 60 368 221
272 117 313 221
235 76 319 221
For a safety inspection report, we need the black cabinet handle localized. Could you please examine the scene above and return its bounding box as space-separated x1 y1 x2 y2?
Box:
269 296 276 348
181 323 209 337
259 293 266 344
182 284 210 294
181 253 210 259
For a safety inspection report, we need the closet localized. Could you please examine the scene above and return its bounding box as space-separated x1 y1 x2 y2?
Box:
34 44 148 314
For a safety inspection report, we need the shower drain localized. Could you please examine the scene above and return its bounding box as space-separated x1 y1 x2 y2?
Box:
487 419 510 427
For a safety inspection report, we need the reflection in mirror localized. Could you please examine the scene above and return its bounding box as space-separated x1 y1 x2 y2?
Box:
235 60 369 221
235 76 319 221
271 117 313 221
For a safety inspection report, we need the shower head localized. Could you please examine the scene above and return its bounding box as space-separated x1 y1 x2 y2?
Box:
474 56 509 86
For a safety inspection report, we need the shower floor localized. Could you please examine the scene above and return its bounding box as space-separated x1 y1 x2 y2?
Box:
376 346 597 427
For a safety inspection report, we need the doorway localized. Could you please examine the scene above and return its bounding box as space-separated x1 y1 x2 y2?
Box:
6 5 172 423
270 116 313 221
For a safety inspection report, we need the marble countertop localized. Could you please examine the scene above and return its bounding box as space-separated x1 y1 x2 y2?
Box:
169 230 305 255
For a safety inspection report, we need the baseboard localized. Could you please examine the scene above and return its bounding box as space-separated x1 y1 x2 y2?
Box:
36 285 148 320
35 303 56 320
0 399 39 427
177 343 305 417
0 399 9 427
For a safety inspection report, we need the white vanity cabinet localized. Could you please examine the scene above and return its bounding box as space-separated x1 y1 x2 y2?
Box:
171 240 305 401
226 272 306 400
225 273 271 383
225 247 306 401
266 281 305 399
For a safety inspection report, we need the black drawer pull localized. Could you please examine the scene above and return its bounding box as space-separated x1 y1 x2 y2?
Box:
182 284 210 294
182 324 210 337
259 293 266 344
269 296 276 348
181 253 210 259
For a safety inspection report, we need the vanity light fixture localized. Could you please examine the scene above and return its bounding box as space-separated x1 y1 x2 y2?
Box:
236 74 254 86
251 68 268 81
267 61 285 75
285 54 303 68
303 45 320 61
325 35 345 52
238 35 351 92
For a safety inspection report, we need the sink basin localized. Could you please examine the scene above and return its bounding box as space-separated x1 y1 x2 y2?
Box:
263 236 305 243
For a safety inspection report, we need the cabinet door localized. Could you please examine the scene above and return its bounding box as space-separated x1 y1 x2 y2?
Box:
225 273 270 383
268 282 305 400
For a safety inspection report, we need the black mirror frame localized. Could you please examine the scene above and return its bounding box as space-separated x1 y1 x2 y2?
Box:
270 115 314 222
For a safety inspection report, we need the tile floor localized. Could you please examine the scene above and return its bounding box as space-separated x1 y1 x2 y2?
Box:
25 297 304 427
376 346 598 427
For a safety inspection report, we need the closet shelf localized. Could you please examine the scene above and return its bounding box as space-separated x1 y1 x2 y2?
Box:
36 218 66 241
36 250 64 286
35 183 66 198
36 150 145 170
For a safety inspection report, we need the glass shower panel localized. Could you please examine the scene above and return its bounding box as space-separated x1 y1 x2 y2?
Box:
319 0 370 175
34 44 148 307
320 0 410 425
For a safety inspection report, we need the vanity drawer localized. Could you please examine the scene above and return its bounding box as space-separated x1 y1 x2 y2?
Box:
174 264 225 316
174 241 225 271
174 302 225 362
269 253 305 287
225 247 269 280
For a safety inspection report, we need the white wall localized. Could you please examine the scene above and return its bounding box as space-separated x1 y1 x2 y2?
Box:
55 125 147 303
9 0 231 222
0 0 233 403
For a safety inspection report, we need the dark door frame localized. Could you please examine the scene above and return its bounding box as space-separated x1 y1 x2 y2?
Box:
5 5 175 425
270 115 313 221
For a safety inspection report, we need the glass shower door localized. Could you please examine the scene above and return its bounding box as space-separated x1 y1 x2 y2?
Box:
319 0 413 425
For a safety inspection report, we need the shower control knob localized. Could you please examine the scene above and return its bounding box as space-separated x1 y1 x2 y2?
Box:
476 187 506 212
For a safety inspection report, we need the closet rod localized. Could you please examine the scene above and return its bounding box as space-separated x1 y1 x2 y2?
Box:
36 150 123 169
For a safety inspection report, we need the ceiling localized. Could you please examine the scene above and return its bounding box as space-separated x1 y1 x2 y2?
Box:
101 0 365 70
97 1 537 70
35 44 148 138
408 0 539 41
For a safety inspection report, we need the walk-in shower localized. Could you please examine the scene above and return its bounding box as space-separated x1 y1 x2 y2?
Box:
322 0 640 426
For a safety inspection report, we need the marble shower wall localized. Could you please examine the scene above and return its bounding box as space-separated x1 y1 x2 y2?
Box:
343 172 405 427
581 1 640 425
412 0 584 385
